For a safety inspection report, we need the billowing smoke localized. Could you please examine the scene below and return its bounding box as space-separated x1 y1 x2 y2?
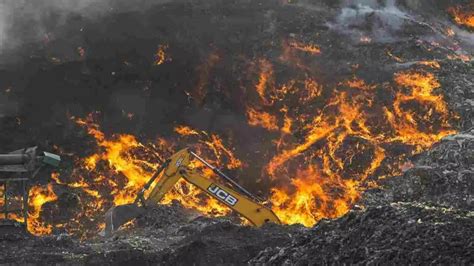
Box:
330 0 412 43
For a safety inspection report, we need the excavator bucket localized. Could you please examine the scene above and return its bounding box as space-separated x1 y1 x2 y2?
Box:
102 158 173 237
103 203 145 236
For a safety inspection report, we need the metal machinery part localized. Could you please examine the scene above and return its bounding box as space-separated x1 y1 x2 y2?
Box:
0 147 60 228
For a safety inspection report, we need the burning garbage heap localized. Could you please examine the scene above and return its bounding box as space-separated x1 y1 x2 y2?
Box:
0 0 472 264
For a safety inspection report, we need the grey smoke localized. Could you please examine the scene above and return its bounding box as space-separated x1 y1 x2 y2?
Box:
0 0 104 53
0 0 169 54
330 0 412 43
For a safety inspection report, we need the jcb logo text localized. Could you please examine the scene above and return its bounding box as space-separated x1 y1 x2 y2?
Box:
207 184 238 206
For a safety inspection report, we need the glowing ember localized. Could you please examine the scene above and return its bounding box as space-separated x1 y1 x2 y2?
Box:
447 53 472 62
360 36 372 44
246 107 279 131
417 61 440 69
174 125 201 136
255 59 275 105
446 27 455 37
154 44 170 66
288 40 321 55
341 77 376 91
386 50 403 62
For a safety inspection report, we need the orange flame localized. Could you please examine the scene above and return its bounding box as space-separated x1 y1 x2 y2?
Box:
271 166 357 226
448 5 474 29
28 184 58 235
417 61 440 69
255 59 275 105
447 53 471 62
288 40 321 55
174 125 201 136
154 44 170 66
246 107 279 131
73 117 241 234
262 69 455 226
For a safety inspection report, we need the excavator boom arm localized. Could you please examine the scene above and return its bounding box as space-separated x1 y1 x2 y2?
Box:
104 148 279 236
179 168 279 226
144 148 192 205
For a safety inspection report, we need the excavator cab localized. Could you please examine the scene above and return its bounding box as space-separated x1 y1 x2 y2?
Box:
104 148 280 236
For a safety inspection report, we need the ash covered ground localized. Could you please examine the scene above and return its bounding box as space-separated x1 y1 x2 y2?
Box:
0 0 473 264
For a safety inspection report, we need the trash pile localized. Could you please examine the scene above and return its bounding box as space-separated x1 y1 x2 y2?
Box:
251 202 473 264
0 203 305 264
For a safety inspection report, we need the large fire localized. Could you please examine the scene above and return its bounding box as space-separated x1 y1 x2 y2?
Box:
17 37 457 237
261 68 455 225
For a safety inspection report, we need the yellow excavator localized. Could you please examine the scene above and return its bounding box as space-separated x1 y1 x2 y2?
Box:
104 148 280 236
